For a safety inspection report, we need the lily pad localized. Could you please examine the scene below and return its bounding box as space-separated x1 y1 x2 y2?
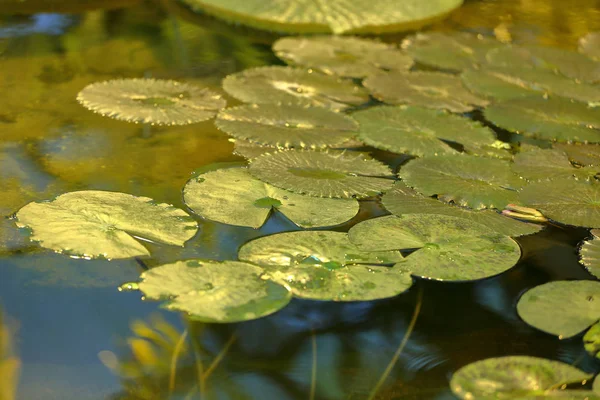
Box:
248 149 395 198
76 79 226 125
215 104 359 149
487 45 600 83
183 167 359 228
15 191 198 259
221 66 369 112
364 71 488 113
238 230 410 301
399 153 522 209
520 179 600 227
484 96 600 143
580 229 600 279
353 105 495 157
349 214 520 281
512 148 597 182
272 36 413 78
138 259 291 322
517 280 600 338
180 0 464 34
584 321 600 358
232 139 279 160
382 182 542 237
450 356 593 399
580 32 600 60
402 31 501 72
554 143 600 167
461 66 600 103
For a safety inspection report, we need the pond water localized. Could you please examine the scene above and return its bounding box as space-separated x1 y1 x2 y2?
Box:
1 0 600 399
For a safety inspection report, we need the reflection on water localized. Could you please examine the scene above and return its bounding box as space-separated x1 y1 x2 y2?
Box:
0 0 599 398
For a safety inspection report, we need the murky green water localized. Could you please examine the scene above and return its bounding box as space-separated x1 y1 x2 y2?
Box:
1 0 600 398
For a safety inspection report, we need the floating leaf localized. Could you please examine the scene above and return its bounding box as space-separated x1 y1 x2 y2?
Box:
584 321 600 358
399 154 522 209
382 182 542 237
580 32 600 60
580 229 600 279
215 104 358 149
248 149 395 198
232 139 278 160
450 356 593 399
180 0 464 34
512 148 597 182
484 96 600 143
555 143 600 167
402 31 501 72
76 79 226 125
15 191 198 259
461 66 600 103
138 260 291 322
221 66 369 112
183 167 359 228
353 105 495 157
517 280 600 338
487 45 600 83
364 71 488 113
238 230 409 301
463 141 514 161
520 179 600 227
273 36 413 78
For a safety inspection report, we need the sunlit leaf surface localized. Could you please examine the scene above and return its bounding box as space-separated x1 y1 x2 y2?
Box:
555 143 600 167
584 320 600 359
580 32 600 60
579 229 600 279
512 147 597 182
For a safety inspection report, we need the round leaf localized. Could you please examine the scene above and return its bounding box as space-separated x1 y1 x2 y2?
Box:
555 143 600 167
520 179 600 227
76 79 226 125
450 356 592 399
382 182 542 237
248 149 395 198
349 214 521 281
580 229 600 279
183 168 359 228
399 153 522 209
15 191 198 259
222 66 369 112
517 280 600 338
484 96 600 143
139 260 291 323
512 148 597 182
215 104 358 149
273 36 413 78
353 105 495 157
364 71 488 113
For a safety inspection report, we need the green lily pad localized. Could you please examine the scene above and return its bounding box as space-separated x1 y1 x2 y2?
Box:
554 143 600 167
579 229 600 279
580 32 600 60
248 149 395 199
382 182 542 237
461 66 600 103
15 191 198 259
512 148 597 182
364 71 488 113
450 356 593 399
517 280 600 338
180 0 464 34
486 45 600 83
232 139 279 160
353 105 496 157
76 79 226 125
520 179 600 227
402 31 501 72
584 320 600 358
138 259 291 322
221 66 369 112
463 141 514 161
272 36 413 78
484 96 600 143
399 153 522 209
183 167 359 228
215 104 358 149
349 214 521 281
238 230 409 301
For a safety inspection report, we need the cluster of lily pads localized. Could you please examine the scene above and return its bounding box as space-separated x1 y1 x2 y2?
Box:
10 30 600 398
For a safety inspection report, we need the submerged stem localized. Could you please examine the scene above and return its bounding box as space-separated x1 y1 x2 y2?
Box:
191 336 206 398
367 286 424 400
310 329 317 400
168 328 188 395
203 333 237 380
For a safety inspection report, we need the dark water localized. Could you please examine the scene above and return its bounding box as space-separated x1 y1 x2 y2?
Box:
1 0 600 399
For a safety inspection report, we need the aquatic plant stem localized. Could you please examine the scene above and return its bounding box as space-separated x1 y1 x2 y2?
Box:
203 333 237 380
367 286 424 400
191 335 206 398
168 328 188 395
310 329 317 400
